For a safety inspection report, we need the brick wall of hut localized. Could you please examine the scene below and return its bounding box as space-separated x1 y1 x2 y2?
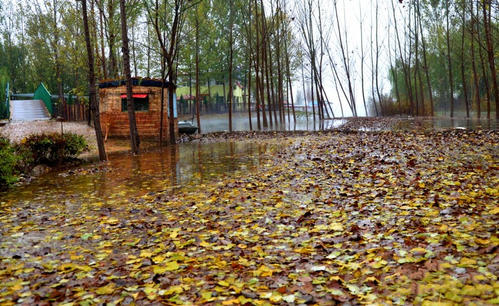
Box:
98 85 177 139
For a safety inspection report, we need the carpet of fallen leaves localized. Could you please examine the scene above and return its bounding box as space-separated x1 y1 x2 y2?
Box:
0 129 498 305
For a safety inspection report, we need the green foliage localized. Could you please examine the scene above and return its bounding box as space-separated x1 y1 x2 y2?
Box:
63 133 88 157
14 143 34 174
0 137 19 189
20 133 88 165
0 132 88 189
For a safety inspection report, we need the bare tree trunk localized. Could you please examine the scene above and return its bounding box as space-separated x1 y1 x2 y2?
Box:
247 56 253 131
283 17 296 123
460 0 470 118
108 0 118 78
98 1 107 79
332 70 345 117
168 70 176 144
131 24 138 76
91 0 100 78
316 2 329 119
308 1 316 122
264 39 276 127
276 3 285 125
310 65 316 123
333 0 356 116
359 1 368 116
476 1 489 119
195 15 201 133
369 3 378 116
482 0 498 120
82 0 106 161
257 0 268 128
228 0 234 132
445 0 455 117
301 64 309 121
417 0 433 116
470 3 481 119
52 0 65 119
246 0 253 131
147 25 151 78
413 3 420 116
159 57 166 145
406 5 415 115
477 29 491 119
391 0 413 116
375 0 383 116
261 1 275 128
253 0 261 130
120 0 139 154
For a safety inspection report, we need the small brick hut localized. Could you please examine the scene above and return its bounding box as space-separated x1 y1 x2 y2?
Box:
98 78 177 139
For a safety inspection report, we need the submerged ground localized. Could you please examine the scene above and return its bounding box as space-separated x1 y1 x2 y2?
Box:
0 122 498 304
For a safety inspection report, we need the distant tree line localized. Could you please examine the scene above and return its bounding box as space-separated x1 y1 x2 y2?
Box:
0 0 496 133
383 0 498 119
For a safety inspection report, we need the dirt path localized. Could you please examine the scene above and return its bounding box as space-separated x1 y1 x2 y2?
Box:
0 121 159 157
0 121 97 146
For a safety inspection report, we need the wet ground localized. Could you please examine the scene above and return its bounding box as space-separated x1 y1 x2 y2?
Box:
0 125 497 304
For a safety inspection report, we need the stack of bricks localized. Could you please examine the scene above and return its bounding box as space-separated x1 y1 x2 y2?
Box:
99 85 177 139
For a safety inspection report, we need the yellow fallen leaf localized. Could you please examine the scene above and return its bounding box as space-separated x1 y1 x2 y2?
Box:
200 241 211 248
200 291 215 302
410 247 427 255
161 285 184 296
222 298 240 305
439 224 448 232
96 283 115 295
329 222 343 231
458 257 476 267
269 292 282 303
152 254 166 264
105 218 119 225
140 250 153 258
489 206 499 215
461 285 481 296
370 260 387 269
144 286 157 300
475 238 489 245
153 261 179 274
254 265 274 277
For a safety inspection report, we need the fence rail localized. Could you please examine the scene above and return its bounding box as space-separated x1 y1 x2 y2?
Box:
33 83 53 116
55 97 89 122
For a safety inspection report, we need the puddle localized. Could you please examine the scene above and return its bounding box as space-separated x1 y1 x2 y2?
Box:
0 141 276 208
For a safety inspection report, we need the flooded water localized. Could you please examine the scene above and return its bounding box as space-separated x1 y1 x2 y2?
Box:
0 141 276 207
182 113 497 132
1 115 495 206
182 113 347 132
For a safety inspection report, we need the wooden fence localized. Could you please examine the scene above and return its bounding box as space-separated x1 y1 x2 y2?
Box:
55 98 89 122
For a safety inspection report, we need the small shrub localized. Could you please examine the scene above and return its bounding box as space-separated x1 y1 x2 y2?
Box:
14 144 34 173
63 133 88 157
0 138 19 188
20 133 88 165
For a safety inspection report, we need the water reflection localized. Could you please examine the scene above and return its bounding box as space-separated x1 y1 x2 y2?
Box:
190 113 348 132
0 141 275 208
